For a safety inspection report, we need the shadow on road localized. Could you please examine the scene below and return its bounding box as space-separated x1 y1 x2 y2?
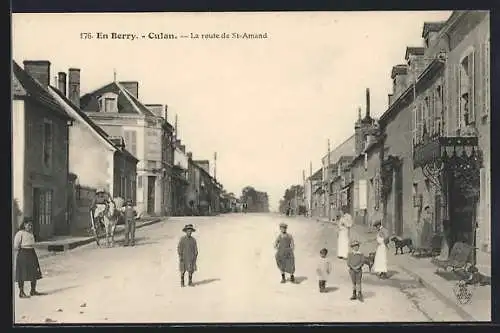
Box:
193 278 221 286
293 276 308 284
42 285 80 295
324 286 339 293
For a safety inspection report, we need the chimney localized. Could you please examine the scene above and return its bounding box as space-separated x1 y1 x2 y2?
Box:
23 60 51 86
57 72 67 96
164 104 168 120
187 152 193 160
68 68 81 108
391 64 408 97
388 94 394 106
119 81 139 99
365 88 370 118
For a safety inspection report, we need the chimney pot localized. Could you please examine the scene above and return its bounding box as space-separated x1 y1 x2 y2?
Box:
119 81 139 99
68 68 81 108
365 88 371 118
23 60 51 86
58 72 67 96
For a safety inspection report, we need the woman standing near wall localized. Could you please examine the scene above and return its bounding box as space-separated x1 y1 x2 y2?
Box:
13 218 44 298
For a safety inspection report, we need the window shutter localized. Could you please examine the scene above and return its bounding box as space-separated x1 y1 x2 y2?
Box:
470 50 475 122
456 64 462 130
484 37 490 115
359 179 367 210
411 104 417 150
131 131 137 156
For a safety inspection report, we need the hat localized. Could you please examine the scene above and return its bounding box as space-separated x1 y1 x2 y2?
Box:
373 220 382 227
279 223 288 228
182 224 196 232
350 240 360 247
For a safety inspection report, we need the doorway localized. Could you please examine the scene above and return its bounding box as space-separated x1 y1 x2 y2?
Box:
33 188 53 241
147 176 156 215
394 165 403 236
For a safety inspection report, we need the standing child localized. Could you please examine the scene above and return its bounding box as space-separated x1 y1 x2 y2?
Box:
274 223 296 283
122 199 137 247
316 248 332 293
347 240 364 302
177 224 198 287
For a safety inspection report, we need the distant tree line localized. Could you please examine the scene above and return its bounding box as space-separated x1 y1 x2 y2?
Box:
240 186 269 213
279 184 306 215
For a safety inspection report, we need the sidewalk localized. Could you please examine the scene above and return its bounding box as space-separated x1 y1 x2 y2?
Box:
348 223 491 322
34 217 163 259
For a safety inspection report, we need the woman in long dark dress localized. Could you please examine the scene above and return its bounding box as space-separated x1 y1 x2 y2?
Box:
274 223 296 283
13 219 43 298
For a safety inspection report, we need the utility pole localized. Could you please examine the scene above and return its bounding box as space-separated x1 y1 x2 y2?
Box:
327 139 331 222
309 161 313 217
214 152 217 180
113 69 117 82
174 114 178 140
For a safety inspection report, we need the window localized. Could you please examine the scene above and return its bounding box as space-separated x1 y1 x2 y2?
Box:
424 95 431 137
99 93 118 112
435 85 443 135
482 36 490 116
416 102 423 144
124 130 137 156
38 189 53 226
42 120 53 169
458 50 475 129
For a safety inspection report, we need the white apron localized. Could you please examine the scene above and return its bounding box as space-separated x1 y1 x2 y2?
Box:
373 232 388 273
337 214 352 258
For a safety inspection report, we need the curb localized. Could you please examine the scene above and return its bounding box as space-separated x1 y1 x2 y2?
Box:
37 218 163 258
397 264 476 321
348 224 477 321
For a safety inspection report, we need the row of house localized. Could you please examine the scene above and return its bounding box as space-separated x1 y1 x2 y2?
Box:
12 59 231 241
303 11 490 261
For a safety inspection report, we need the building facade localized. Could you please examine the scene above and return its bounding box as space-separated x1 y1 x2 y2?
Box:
13 60 73 240
80 80 164 215
413 11 490 255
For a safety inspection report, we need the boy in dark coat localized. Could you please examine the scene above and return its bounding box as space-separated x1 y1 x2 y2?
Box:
122 199 137 246
178 224 198 287
347 240 364 302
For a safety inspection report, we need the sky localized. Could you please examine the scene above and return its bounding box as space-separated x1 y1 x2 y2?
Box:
12 11 452 211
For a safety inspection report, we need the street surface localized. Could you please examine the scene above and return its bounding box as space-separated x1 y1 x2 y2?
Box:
14 213 465 323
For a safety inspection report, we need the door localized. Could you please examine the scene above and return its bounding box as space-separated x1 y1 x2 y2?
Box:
394 165 403 236
33 188 41 241
33 188 53 241
147 176 155 214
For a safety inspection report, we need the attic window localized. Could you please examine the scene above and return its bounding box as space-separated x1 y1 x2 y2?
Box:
98 92 118 112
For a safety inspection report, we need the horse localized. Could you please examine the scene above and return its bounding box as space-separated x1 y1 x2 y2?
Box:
93 197 124 247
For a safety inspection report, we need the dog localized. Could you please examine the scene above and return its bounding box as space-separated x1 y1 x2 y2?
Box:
390 236 414 255
363 252 376 271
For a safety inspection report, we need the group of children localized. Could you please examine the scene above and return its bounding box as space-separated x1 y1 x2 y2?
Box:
316 241 365 301
176 221 377 303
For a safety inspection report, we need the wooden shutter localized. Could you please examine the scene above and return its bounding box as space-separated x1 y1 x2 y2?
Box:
469 50 475 122
456 63 462 131
484 37 490 115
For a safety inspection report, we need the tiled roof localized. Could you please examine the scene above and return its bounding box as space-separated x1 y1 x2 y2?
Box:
50 86 138 162
80 81 157 118
12 61 72 120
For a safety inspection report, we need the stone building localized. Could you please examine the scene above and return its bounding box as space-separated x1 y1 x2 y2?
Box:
47 71 138 234
349 89 382 227
12 60 74 240
412 11 490 255
80 80 165 215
